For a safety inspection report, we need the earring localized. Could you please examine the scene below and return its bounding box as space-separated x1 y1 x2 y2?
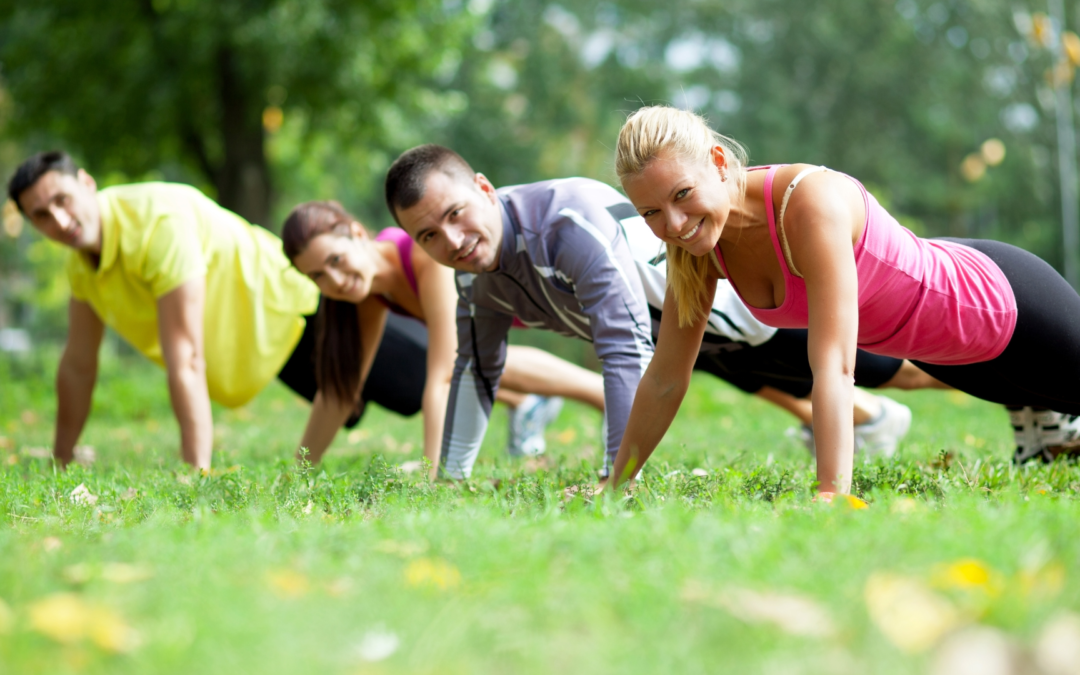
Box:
721 171 728 182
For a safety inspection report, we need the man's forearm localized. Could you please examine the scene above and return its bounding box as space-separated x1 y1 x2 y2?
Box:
167 363 213 469
440 370 492 479
54 359 97 465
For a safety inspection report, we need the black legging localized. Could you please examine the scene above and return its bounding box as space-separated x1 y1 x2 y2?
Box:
912 238 1080 414
276 311 428 426
693 329 903 399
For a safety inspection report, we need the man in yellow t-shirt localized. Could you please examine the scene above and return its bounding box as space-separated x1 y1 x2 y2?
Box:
7 151 427 469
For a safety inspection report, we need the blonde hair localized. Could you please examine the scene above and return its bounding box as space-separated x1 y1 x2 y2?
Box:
616 106 749 327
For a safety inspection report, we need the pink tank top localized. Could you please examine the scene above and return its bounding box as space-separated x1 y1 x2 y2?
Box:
375 227 420 319
373 227 528 329
713 165 1017 365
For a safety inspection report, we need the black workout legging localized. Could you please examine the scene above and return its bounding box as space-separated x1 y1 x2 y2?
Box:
276 311 428 426
912 238 1080 415
693 329 903 399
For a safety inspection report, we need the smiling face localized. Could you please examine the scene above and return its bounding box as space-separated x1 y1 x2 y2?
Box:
17 169 102 254
395 170 503 273
291 226 379 303
620 147 733 257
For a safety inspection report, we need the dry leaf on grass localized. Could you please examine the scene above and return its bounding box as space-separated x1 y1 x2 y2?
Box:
890 498 922 514
73 445 96 467
404 558 461 591
355 628 400 662
523 455 555 473
375 540 429 558
1018 561 1066 601
1035 612 1080 675
28 593 140 653
62 563 93 585
101 563 153 584
69 484 99 507
681 580 835 637
864 573 961 653
555 428 577 444
266 570 310 598
562 483 603 501
325 577 354 597
930 626 1026 675
42 536 63 553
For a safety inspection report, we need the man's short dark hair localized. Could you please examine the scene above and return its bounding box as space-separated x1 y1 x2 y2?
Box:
384 144 476 223
7 151 79 213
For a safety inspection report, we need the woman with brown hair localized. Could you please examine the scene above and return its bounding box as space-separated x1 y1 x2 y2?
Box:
282 201 605 478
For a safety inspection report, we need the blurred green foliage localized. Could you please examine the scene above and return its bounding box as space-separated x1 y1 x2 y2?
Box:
1 0 1076 348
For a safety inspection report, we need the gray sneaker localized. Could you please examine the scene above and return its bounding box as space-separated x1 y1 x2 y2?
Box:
853 395 911 458
506 395 564 457
787 395 910 459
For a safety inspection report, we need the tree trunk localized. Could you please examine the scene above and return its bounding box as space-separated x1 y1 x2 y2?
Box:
215 46 272 229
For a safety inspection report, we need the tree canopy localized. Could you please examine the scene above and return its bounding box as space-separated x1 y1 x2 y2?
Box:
2 0 1078 337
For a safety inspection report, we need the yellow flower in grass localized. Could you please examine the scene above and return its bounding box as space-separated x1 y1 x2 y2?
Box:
931 559 1004 597
404 558 461 591
814 492 869 509
28 593 140 653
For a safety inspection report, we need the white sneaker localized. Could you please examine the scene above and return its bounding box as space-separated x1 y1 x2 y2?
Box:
853 395 911 458
1033 408 1080 447
1009 406 1051 465
785 424 814 455
506 395 564 457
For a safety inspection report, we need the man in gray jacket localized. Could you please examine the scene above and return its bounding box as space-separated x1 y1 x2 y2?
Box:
387 144 654 479
386 145 938 479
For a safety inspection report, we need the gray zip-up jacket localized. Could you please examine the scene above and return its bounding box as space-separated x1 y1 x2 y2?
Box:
441 178 654 478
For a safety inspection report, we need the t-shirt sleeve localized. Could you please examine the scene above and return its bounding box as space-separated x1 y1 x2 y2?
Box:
556 197 655 476
141 213 207 298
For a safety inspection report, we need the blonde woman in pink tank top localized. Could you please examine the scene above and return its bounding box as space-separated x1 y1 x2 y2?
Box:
609 106 1080 500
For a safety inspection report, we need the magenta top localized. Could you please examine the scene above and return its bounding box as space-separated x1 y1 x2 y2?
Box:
713 165 1017 365
375 227 420 319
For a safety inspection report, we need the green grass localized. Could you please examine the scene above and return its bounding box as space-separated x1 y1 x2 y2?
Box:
1 349 1079 674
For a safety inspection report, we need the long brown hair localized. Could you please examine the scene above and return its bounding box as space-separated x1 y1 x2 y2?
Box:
282 201 370 404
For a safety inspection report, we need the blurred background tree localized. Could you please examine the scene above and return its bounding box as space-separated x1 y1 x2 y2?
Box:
1 0 1076 353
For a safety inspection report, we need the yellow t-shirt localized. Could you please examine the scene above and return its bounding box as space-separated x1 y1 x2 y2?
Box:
66 183 319 407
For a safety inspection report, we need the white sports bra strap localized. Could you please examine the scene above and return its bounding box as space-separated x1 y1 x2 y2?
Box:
776 165 829 279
